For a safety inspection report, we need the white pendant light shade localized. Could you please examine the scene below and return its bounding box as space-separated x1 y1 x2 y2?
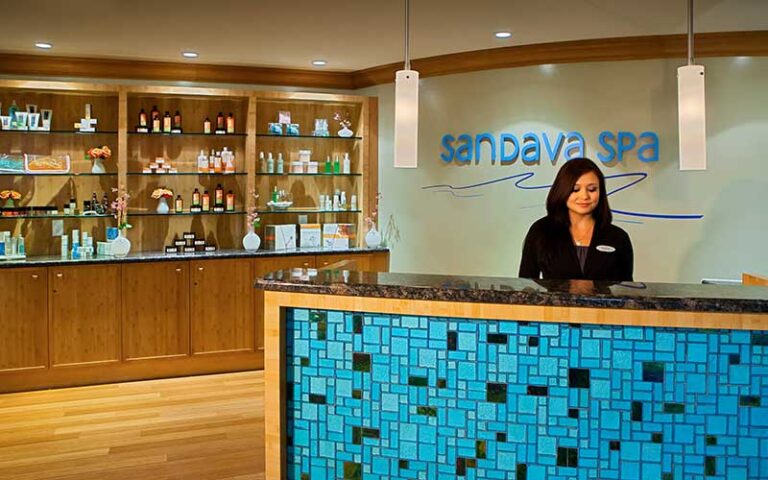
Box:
394 69 419 168
678 64 707 171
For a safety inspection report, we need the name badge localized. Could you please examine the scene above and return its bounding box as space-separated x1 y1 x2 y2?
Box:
596 245 616 253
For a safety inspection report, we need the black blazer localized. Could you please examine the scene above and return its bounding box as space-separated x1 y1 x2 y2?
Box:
519 217 634 281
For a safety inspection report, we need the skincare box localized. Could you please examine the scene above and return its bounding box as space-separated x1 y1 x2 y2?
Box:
299 223 322 248
264 224 297 250
322 223 356 250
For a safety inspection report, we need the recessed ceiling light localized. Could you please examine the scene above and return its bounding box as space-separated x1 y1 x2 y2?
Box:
494 31 512 39
182 51 199 59
312 60 327 67
35 42 53 49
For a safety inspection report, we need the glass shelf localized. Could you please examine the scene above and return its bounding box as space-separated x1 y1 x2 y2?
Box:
0 213 112 220
0 172 117 177
255 172 361 177
256 209 361 214
127 172 247 176
0 130 118 135
255 134 362 141
129 210 244 217
129 131 247 137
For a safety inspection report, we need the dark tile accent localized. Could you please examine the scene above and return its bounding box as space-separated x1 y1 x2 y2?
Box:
527 385 549 396
609 441 621 451
351 426 362 445
568 368 590 389
663 474 674 480
568 408 579 419
497 432 507 442
399 460 408 470
642 362 665 382
705 456 716 476
437 378 447 389
528 336 540 347
353 353 371 372
343 461 361 480
631 401 643 421
287 382 294 399
466 459 476 468
352 389 362 399
362 428 379 439
652 433 663 443
740 395 761 407
353 314 363 334
729 353 740 365
308 394 326 404
417 406 437 416
287 435 293 446
752 333 768 346
311 311 328 340
518 321 530 326
408 376 428 387
301 473 310 480
516 463 527 480
557 447 578 467
476 440 487 459
456 457 466 476
487 383 507 403
300 357 310 367
664 403 685 414
706 435 717 446
447 331 458 351
488 333 508 344
570 323 582 328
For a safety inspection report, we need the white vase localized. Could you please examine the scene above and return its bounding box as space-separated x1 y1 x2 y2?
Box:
91 157 106 174
365 228 382 248
111 230 131 257
337 126 354 138
156 197 170 214
242 227 261 251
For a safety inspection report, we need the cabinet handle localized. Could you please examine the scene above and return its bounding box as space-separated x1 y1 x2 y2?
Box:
175 267 182 272
303 262 309 266
322 261 329 266
56 273 63 278
31 274 39 279
197 267 204 271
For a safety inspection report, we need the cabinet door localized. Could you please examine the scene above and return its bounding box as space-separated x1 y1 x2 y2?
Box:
316 252 390 272
0 267 48 372
253 255 316 350
50 264 121 367
191 259 254 355
123 261 189 360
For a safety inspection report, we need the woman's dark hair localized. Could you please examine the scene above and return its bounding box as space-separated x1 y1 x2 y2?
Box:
546 157 612 228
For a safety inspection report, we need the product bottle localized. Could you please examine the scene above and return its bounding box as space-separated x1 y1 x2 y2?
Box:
192 188 201 207
216 112 225 131
91 192 98 209
197 150 208 173
175 195 183 213
272 186 279 203
342 153 351 174
333 155 340 174
267 153 275 174
277 153 284 174
102 193 109 213
204 117 212 134
8 101 19 127
151 105 160 132
60 235 69 258
214 184 224 206
17 235 25 256
332 191 339 211
163 111 171 133
226 190 235 211
351 194 357 211
69 197 77 215
325 155 331 174
173 110 182 130
259 152 266 172
223 149 235 173
202 191 210 211
208 149 215 173
226 113 235 134
71 229 81 260
214 152 222 173
138 108 147 128
340 191 347 209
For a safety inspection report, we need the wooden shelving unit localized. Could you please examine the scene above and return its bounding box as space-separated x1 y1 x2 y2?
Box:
0 80 378 255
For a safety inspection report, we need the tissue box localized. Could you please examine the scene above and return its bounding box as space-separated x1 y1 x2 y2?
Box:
299 223 322 248
265 224 297 250
322 223 356 249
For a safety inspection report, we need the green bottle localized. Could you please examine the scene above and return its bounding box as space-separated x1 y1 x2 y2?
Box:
324 155 331 174
333 155 340 174
8 101 19 128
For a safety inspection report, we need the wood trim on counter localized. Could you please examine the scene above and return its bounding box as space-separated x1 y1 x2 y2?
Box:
2 31 765 89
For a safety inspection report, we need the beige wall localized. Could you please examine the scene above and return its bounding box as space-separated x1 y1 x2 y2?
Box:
361 57 768 283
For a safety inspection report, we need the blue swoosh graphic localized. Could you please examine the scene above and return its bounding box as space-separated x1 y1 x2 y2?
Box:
422 171 703 221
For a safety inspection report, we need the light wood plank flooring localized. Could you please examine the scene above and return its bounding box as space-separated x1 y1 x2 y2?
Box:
0 371 265 480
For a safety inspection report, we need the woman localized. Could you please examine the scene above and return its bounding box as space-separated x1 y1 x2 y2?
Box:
519 158 633 281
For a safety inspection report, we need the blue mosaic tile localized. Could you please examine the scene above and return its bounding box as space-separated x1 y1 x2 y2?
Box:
285 309 768 479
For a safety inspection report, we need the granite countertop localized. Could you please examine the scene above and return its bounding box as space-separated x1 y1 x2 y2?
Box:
0 247 389 268
256 270 768 314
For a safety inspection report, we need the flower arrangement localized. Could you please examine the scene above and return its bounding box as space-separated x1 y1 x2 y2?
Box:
364 192 382 231
333 111 352 129
111 186 131 231
247 190 261 229
151 187 174 199
0 189 21 208
87 145 112 160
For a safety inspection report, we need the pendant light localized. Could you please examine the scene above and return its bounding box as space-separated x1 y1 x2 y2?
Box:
678 0 707 170
394 0 419 168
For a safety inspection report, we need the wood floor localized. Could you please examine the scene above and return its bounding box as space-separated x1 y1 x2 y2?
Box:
0 371 265 480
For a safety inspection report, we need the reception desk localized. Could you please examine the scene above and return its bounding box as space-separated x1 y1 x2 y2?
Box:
257 272 768 480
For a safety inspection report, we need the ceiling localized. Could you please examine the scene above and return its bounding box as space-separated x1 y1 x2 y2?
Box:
1 0 766 71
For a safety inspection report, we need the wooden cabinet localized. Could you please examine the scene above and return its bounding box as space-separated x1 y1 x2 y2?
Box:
316 251 390 272
191 259 254 355
0 267 48 372
122 261 190 360
50 264 121 367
